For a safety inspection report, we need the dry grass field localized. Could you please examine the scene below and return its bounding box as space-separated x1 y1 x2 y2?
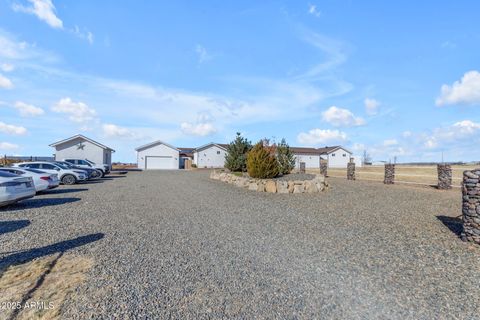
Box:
307 165 478 187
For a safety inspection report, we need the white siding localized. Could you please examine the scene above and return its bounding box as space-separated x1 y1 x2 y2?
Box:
196 145 227 168
137 143 179 170
327 148 351 168
54 137 106 165
294 154 321 168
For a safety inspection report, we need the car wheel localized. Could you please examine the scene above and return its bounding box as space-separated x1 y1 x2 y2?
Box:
91 170 102 179
61 174 76 185
100 170 105 178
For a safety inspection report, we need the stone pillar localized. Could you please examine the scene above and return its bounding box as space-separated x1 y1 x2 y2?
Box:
347 162 355 180
384 164 395 184
461 169 480 244
299 162 306 174
320 160 328 177
437 164 452 189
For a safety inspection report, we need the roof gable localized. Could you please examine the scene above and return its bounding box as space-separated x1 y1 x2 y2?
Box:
50 134 115 152
195 142 228 152
135 140 179 152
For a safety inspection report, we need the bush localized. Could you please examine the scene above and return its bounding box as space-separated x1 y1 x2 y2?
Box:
225 132 252 172
246 142 279 179
276 138 295 175
191 163 197 168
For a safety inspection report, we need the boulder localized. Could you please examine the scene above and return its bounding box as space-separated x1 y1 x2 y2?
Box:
304 180 318 193
248 182 258 191
288 181 295 193
293 184 304 193
276 181 289 194
265 180 277 193
256 181 265 192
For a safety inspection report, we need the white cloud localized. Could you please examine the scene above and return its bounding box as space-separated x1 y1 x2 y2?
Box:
195 45 212 64
308 4 321 17
0 121 27 135
0 63 14 72
102 123 136 139
0 142 19 151
297 128 347 145
402 131 412 138
424 120 480 149
12 0 63 29
298 29 348 79
181 122 217 136
322 106 365 127
0 74 13 89
14 101 45 116
51 97 97 123
383 139 398 147
72 26 94 44
436 70 480 106
364 98 380 115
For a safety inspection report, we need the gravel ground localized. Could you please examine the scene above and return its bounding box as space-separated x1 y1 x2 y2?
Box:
0 170 479 319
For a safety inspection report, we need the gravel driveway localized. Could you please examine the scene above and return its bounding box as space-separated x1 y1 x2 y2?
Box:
1 170 479 319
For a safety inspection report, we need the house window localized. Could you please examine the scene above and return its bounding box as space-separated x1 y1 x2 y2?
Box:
332 153 336 157
343 153 346 157
217 151 221 155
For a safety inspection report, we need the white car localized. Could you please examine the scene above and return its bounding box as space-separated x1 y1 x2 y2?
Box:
0 171 36 207
0 167 59 192
64 158 110 177
13 162 88 185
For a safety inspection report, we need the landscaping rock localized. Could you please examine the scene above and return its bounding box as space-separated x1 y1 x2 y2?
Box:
276 181 289 194
293 184 304 193
288 181 295 193
304 180 318 193
265 180 277 193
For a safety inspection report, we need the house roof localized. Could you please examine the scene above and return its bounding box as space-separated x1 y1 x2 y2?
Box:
49 134 115 152
317 146 352 155
290 147 323 155
194 142 228 152
135 140 180 152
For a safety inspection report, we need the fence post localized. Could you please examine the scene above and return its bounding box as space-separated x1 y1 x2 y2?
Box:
437 164 452 189
320 160 328 177
384 164 395 184
347 161 355 180
461 169 480 244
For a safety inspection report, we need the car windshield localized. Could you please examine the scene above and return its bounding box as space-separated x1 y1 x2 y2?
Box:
56 161 73 168
52 162 69 169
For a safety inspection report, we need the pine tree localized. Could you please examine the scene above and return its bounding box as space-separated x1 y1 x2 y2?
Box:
246 142 279 179
225 132 252 172
276 138 295 175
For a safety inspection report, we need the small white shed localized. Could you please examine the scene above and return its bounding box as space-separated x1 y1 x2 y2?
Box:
290 147 323 169
318 146 353 168
135 140 179 170
193 143 228 168
50 134 115 167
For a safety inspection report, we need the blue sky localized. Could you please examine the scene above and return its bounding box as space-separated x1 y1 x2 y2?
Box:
0 0 479 163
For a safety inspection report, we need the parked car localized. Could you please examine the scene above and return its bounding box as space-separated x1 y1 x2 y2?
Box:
64 158 110 177
0 167 59 192
54 161 102 179
13 162 88 185
0 171 36 207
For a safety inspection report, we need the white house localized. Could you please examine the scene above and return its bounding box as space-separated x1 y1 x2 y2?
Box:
193 143 228 168
135 140 180 170
290 147 324 169
318 146 353 168
50 134 115 167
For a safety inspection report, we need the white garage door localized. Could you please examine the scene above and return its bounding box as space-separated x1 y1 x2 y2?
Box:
145 156 175 169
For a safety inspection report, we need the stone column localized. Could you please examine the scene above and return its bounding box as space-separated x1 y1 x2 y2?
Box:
300 162 306 174
437 164 452 189
384 164 395 184
461 169 480 244
320 160 328 177
347 162 355 180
